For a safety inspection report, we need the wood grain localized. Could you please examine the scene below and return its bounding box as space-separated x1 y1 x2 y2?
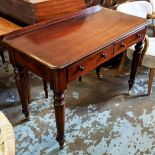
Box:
0 17 20 40
4 6 148 69
0 0 86 25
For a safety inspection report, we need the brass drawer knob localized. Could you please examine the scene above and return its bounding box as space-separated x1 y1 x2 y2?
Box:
137 34 141 38
79 66 85 71
121 43 126 48
101 53 107 58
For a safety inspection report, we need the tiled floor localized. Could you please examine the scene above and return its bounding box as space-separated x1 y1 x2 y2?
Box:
1 54 155 155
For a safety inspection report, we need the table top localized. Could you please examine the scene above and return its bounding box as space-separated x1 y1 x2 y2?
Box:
4 6 148 69
0 17 20 40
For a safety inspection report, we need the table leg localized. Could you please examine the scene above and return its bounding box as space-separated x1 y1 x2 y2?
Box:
43 79 48 98
25 70 31 104
96 65 103 79
53 91 65 149
14 66 30 120
128 41 143 91
78 76 82 82
0 50 5 63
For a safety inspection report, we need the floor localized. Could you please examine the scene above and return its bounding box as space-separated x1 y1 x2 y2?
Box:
1 53 155 155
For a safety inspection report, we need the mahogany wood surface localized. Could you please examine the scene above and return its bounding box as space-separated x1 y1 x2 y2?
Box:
3 6 149 148
0 0 86 25
4 6 147 69
0 17 20 40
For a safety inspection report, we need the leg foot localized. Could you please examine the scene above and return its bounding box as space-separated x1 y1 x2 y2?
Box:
22 109 30 121
56 137 65 149
96 65 103 79
148 68 155 95
79 76 82 82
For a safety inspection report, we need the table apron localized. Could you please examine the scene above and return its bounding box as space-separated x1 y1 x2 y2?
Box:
67 28 146 82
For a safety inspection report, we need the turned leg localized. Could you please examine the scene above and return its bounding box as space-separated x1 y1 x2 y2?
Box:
14 66 30 120
53 91 65 149
128 41 143 91
148 68 155 95
25 70 31 104
0 50 5 63
96 65 103 79
43 79 48 98
78 76 82 82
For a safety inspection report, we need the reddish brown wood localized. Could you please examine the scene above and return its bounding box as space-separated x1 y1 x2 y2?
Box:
25 69 31 104
96 29 146 77
114 29 145 55
0 17 20 66
0 16 49 102
53 91 65 149
0 17 21 37
0 0 86 25
128 41 143 91
4 6 149 148
68 45 113 81
35 0 86 22
14 66 30 120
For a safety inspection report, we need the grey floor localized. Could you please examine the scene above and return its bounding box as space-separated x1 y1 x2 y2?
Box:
1 53 155 155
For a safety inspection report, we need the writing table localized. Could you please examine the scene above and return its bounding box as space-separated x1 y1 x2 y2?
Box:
3 6 149 148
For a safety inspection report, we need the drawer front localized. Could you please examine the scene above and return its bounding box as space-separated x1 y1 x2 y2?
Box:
68 44 114 81
114 29 146 55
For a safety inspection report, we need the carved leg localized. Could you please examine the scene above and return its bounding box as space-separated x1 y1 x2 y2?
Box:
0 50 5 63
53 91 65 149
128 41 143 91
96 65 103 79
148 68 155 96
14 66 30 120
43 79 48 98
25 70 31 104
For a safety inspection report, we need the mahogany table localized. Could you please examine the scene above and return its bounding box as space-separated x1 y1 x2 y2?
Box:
3 6 149 149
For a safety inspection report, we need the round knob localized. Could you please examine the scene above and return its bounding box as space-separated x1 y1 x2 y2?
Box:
137 34 141 38
79 66 85 71
121 43 126 48
101 53 107 58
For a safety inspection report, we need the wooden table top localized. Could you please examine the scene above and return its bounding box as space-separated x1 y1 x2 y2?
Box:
4 6 148 69
0 17 20 39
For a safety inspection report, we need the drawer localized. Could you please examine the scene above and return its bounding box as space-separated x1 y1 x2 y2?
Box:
68 44 114 81
114 29 146 55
